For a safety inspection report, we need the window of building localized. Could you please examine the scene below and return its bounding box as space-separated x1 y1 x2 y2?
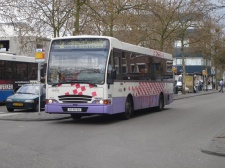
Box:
0 40 10 51
174 40 189 48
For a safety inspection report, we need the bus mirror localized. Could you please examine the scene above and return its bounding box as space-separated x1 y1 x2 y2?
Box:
111 69 116 79
107 69 116 84
40 77 45 83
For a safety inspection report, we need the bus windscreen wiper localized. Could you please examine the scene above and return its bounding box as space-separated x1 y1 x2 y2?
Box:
51 82 68 87
68 80 97 87
51 80 97 87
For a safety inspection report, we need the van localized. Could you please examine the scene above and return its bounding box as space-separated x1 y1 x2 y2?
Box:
176 75 182 91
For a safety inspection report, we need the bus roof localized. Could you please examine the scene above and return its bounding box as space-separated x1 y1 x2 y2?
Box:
0 53 36 63
51 35 173 60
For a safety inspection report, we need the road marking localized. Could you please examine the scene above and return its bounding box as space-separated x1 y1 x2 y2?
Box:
0 112 21 117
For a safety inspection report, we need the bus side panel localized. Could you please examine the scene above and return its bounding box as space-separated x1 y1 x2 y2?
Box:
119 81 174 110
133 96 142 110
140 95 159 109
0 90 14 102
163 93 174 105
111 97 126 114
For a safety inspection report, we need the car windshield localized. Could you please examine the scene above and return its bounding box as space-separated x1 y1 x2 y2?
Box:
16 85 40 95
178 76 182 82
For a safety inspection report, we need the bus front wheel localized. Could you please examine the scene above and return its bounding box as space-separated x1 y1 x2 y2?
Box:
120 96 133 120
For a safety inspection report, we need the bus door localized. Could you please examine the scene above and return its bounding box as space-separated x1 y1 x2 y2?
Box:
106 49 124 113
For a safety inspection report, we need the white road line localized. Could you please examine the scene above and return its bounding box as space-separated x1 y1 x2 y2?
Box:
0 113 21 117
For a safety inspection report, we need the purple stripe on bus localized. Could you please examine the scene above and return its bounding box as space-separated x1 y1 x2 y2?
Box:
45 93 174 115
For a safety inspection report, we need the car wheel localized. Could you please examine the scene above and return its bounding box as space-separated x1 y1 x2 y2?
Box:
33 104 40 112
7 108 14 112
120 96 133 120
71 114 82 120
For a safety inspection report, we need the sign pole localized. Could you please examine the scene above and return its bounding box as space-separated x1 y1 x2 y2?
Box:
38 62 41 115
35 48 45 115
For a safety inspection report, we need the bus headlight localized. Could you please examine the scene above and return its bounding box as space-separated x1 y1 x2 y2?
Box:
94 99 111 105
46 99 58 104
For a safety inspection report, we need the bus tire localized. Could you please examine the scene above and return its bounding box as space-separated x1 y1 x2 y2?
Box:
120 96 133 120
7 108 14 112
71 114 82 120
156 94 164 112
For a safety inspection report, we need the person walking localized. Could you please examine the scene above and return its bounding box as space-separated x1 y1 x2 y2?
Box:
219 79 224 93
194 78 199 93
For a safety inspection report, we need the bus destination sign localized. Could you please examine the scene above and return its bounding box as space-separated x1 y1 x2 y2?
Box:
52 39 108 49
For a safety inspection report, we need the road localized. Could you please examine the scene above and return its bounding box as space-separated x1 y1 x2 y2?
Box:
0 93 225 168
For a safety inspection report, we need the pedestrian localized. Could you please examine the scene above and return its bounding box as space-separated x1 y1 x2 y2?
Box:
219 79 224 93
194 78 199 93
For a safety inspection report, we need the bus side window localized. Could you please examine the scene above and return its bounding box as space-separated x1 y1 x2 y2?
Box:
113 49 122 80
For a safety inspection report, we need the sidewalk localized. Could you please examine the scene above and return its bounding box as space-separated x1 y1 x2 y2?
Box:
201 128 225 157
0 111 71 121
174 89 225 157
0 89 224 156
174 89 218 100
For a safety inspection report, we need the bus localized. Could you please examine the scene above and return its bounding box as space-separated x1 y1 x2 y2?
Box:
0 53 39 102
45 35 174 120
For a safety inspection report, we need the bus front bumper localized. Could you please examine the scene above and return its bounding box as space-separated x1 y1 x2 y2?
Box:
45 103 113 115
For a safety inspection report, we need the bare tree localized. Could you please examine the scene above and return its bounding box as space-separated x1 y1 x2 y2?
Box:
140 0 184 52
87 0 142 37
25 0 74 37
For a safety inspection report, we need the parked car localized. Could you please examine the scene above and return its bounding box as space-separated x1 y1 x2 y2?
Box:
5 84 46 112
176 75 182 91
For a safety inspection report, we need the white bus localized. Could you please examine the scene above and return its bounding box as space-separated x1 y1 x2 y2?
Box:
45 35 174 120
0 53 39 102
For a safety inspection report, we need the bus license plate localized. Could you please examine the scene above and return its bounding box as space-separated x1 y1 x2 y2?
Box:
67 108 82 112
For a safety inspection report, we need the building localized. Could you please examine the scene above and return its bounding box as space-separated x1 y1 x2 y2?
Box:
0 23 50 60
172 17 213 90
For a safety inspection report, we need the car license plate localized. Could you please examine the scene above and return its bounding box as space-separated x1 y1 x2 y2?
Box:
67 108 82 112
13 103 23 106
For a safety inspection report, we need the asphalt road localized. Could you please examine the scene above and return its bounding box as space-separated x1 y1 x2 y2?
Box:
0 93 225 168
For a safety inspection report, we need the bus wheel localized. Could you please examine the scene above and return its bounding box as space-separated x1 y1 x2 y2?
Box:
156 94 164 111
121 96 133 120
7 108 14 112
71 114 82 120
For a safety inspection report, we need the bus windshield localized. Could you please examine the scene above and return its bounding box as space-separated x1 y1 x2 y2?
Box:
47 38 109 85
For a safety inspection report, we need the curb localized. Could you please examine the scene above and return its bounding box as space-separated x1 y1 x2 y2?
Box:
201 147 225 157
201 129 225 157
0 112 71 121
174 90 218 100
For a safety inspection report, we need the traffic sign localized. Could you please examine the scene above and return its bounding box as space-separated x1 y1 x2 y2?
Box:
35 48 45 62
